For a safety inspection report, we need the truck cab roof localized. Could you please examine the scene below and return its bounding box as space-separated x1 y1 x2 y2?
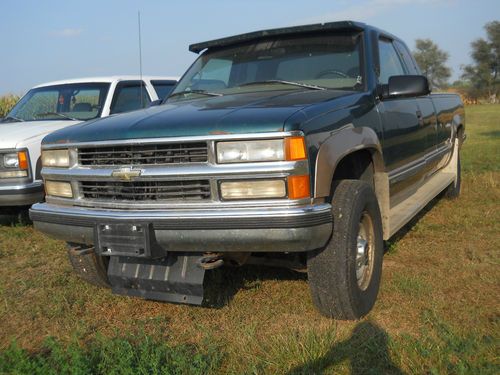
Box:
33 75 179 89
189 20 398 53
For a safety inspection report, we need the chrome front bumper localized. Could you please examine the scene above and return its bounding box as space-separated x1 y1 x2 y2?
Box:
29 202 333 253
0 181 44 206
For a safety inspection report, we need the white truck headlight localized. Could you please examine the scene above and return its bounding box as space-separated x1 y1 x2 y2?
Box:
0 150 29 178
42 149 70 167
220 179 286 200
3 153 19 168
217 139 284 163
45 180 73 198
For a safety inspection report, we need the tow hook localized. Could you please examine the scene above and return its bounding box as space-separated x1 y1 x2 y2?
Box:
198 253 224 270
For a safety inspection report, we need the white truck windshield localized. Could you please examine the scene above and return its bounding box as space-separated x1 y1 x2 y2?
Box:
6 82 110 122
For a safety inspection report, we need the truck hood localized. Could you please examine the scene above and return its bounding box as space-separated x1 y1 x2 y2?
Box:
42 90 353 145
0 120 80 149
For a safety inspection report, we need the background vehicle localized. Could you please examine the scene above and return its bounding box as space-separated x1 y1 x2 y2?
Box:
30 22 464 319
0 75 178 207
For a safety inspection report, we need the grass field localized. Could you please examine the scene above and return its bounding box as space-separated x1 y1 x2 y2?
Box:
0 105 499 374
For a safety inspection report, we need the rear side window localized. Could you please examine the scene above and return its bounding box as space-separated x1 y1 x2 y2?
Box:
151 80 176 100
378 39 405 84
110 81 151 114
394 40 421 75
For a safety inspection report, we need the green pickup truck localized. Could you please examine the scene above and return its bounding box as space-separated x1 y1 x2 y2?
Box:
30 21 465 320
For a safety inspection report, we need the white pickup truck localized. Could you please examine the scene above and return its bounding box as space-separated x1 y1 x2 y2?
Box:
0 75 178 206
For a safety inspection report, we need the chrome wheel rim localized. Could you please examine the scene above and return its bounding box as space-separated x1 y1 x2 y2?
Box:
356 211 375 290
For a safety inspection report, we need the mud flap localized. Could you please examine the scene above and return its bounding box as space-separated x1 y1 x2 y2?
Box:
107 253 205 305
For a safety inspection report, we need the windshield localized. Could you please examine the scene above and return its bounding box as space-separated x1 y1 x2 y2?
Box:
4 82 111 122
168 31 363 102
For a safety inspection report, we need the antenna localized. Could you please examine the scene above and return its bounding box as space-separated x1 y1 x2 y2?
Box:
138 11 144 108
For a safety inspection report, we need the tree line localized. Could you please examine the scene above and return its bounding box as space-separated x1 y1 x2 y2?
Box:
413 20 499 103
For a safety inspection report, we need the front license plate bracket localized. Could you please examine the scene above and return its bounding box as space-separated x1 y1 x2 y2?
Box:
95 223 163 258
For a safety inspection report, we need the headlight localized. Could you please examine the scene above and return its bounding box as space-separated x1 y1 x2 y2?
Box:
217 139 284 163
3 153 19 168
42 149 70 167
45 180 73 198
3 150 29 169
216 136 306 164
220 179 286 200
0 151 29 177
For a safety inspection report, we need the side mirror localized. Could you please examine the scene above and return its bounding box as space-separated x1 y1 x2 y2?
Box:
148 99 163 107
381 75 430 99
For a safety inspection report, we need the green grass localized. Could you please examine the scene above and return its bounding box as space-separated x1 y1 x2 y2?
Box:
0 104 499 374
0 335 222 375
461 105 500 173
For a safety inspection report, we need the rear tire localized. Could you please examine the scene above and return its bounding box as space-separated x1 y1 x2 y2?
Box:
307 180 384 320
67 243 110 288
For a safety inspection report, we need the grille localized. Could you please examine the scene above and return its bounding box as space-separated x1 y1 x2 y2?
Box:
78 142 208 166
80 180 211 201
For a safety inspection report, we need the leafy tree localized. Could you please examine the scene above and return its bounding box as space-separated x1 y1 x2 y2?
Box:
461 21 500 101
413 39 451 90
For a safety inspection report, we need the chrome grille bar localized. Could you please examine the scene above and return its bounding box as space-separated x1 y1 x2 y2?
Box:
78 142 208 166
80 180 211 201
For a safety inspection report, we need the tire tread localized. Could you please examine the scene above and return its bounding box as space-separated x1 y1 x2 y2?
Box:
308 180 383 320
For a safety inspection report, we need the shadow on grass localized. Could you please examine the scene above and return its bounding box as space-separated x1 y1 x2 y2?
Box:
203 265 306 308
480 130 500 138
287 321 404 375
0 206 31 226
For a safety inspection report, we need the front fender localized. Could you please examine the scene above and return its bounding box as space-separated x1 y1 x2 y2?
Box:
314 124 384 198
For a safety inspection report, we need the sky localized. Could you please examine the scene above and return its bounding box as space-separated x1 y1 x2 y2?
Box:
0 0 498 95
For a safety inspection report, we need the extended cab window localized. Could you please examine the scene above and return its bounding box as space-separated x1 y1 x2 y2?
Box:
378 39 405 84
110 81 151 114
151 80 177 100
169 32 364 101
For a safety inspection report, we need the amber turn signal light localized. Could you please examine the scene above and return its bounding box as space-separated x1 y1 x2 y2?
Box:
285 136 306 161
288 175 310 199
18 151 29 170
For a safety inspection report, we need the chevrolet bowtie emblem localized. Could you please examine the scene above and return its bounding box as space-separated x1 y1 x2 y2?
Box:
111 167 142 181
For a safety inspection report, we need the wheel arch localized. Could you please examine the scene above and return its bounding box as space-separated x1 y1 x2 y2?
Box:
314 125 390 237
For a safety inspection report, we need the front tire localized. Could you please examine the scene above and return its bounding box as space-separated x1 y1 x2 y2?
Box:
307 180 384 320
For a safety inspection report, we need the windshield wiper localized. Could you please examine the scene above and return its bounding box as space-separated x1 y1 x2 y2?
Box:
238 80 326 91
35 112 78 121
168 89 223 99
1 115 24 122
